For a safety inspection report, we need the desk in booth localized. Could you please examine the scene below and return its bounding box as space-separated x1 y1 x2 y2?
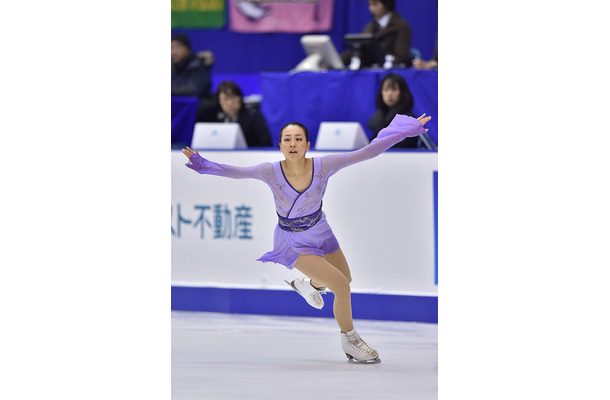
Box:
260 69 438 147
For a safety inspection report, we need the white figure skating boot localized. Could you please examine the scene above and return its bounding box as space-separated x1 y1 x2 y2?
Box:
285 277 326 309
341 328 381 363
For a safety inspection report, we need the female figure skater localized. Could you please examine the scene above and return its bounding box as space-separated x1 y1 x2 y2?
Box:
182 113 432 363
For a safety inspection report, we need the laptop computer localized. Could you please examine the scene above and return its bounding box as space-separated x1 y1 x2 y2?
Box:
191 122 248 149
314 122 369 150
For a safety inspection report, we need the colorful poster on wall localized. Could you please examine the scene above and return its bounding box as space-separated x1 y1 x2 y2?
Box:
171 0 226 29
228 0 333 33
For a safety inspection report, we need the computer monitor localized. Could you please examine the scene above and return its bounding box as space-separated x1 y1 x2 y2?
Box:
344 33 385 68
293 35 345 72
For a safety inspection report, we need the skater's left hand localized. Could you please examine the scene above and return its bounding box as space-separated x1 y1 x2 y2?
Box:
182 146 199 160
417 114 432 133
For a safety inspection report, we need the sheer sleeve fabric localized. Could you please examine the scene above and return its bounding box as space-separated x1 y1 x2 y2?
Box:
322 114 425 176
185 153 271 181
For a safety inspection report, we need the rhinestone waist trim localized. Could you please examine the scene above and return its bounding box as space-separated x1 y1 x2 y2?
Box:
277 206 322 233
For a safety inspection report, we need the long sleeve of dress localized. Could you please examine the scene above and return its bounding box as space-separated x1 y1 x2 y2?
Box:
185 153 271 181
323 114 425 176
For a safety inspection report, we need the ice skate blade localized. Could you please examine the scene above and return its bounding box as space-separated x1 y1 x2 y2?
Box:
345 353 381 364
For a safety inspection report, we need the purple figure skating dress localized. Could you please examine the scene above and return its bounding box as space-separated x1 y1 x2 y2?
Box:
186 114 425 269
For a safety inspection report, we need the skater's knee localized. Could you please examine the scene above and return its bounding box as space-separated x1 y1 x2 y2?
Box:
328 276 351 296
340 274 352 285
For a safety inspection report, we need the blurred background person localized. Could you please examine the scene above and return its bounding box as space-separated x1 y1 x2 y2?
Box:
171 33 216 121
341 0 412 69
368 73 419 148
199 80 273 148
171 33 212 98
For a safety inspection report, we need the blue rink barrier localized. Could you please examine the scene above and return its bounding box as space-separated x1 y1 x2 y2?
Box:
171 286 438 324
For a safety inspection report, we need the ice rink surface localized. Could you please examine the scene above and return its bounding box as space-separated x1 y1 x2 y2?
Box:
172 311 438 399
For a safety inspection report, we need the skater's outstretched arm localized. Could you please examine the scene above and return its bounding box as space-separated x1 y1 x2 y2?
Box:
182 146 270 180
323 114 431 176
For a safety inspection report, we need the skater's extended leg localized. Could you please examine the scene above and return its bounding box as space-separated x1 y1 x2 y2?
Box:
295 254 353 333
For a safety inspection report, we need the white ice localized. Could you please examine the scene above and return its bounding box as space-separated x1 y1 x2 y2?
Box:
172 311 438 399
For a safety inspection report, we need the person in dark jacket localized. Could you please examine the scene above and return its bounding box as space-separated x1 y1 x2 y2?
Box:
341 0 412 68
199 80 272 148
171 33 216 122
171 33 211 99
368 73 419 148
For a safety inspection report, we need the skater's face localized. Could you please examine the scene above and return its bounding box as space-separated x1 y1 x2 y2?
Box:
280 125 310 159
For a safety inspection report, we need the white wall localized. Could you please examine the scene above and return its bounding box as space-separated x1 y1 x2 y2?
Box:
171 150 438 296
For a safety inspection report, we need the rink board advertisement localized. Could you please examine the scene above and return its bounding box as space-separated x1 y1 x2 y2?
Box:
171 150 438 322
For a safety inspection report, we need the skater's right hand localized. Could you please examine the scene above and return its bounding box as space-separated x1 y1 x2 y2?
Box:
182 146 199 160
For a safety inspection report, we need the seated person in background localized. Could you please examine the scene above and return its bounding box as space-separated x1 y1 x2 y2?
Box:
368 73 419 148
171 33 215 119
198 80 273 148
171 33 211 98
341 0 412 68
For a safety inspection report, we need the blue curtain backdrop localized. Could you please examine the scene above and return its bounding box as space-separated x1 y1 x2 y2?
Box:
171 0 438 74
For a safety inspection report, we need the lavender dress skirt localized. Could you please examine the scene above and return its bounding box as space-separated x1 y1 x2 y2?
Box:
257 211 340 270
